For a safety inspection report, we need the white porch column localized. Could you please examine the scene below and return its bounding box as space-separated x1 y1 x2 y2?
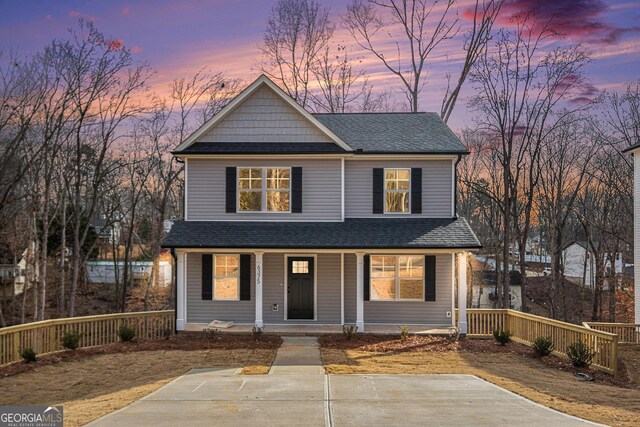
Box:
356 252 365 332
255 252 264 328
176 251 186 331
457 252 468 335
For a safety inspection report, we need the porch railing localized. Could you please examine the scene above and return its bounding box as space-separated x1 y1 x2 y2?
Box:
0 310 175 366
583 322 640 344
457 309 618 375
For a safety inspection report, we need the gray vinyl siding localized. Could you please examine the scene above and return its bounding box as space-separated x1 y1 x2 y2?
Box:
343 254 454 326
187 158 342 221
344 254 357 323
201 86 334 143
344 159 453 218
187 252 342 325
186 252 255 324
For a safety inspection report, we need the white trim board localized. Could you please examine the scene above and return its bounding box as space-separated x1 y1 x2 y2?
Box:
173 75 353 153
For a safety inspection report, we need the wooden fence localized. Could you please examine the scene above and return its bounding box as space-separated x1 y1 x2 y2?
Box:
584 322 640 344
458 309 618 375
0 310 174 366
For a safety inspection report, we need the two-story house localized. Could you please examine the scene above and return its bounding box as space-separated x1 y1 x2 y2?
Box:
162 75 481 333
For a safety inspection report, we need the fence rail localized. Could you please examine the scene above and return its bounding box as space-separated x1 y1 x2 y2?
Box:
0 310 175 366
584 322 640 344
458 309 618 375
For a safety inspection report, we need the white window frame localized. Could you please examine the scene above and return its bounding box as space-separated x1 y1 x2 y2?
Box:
384 168 411 214
212 254 240 301
370 255 424 301
237 167 292 213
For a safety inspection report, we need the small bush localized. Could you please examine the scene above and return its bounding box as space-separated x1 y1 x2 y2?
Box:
203 327 219 340
118 324 136 342
532 336 554 356
252 326 263 341
342 325 357 340
162 327 173 340
566 340 594 367
20 348 37 363
493 329 511 345
399 326 410 341
61 332 82 350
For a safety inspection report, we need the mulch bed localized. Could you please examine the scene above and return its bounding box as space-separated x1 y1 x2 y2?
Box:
319 334 633 387
0 333 282 378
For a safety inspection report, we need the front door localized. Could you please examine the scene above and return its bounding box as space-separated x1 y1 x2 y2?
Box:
287 257 314 320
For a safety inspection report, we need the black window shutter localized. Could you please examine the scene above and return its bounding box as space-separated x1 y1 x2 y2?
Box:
363 255 370 301
372 168 384 214
239 254 251 301
425 255 436 301
411 168 422 214
225 167 236 213
291 167 302 213
202 254 213 300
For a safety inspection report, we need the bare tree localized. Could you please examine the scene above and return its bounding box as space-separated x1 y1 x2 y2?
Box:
440 0 503 122
469 15 589 309
260 0 334 107
344 0 458 112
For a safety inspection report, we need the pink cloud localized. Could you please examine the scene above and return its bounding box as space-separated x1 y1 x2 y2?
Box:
131 45 143 53
122 6 131 17
68 10 82 17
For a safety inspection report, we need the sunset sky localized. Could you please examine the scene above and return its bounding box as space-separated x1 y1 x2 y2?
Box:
1 0 639 130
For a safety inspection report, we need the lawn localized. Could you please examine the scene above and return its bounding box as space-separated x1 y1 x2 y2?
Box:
320 335 640 427
0 333 281 427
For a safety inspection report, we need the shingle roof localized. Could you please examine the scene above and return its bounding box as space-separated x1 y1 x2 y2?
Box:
162 218 481 249
178 142 346 154
623 142 640 153
313 112 468 154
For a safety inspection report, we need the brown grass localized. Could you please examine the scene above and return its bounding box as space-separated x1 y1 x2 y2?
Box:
321 336 640 427
0 335 281 426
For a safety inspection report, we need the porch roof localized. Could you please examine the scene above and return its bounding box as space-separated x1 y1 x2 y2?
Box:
162 217 481 250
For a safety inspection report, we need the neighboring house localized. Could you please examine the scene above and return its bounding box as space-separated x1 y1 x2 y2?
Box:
0 245 37 297
625 143 640 323
90 218 121 245
162 75 481 333
471 270 522 311
85 260 172 286
562 241 624 288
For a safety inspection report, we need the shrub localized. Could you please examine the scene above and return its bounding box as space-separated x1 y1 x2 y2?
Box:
532 336 554 356
493 329 511 345
399 326 410 341
342 325 357 340
118 324 136 342
566 340 594 367
252 326 263 341
162 327 173 340
203 327 219 340
61 332 82 350
20 348 37 363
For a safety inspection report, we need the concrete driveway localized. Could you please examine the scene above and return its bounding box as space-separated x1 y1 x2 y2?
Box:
89 369 600 426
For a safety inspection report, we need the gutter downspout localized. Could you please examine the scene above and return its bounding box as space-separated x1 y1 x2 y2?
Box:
454 154 463 218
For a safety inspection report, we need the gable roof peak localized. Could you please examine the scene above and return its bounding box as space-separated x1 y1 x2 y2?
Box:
173 74 353 153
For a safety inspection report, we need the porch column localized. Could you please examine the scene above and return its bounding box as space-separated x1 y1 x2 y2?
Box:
356 252 365 332
176 251 186 331
255 252 264 328
457 252 468 335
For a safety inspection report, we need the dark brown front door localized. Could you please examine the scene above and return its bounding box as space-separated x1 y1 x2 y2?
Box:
287 257 314 320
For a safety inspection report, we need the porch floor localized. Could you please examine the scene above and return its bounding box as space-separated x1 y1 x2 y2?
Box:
184 323 456 336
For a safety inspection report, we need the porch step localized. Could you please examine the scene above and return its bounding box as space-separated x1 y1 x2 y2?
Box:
269 336 324 375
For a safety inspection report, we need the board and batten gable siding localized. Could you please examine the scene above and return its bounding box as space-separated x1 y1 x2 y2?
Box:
200 86 334 143
343 254 453 326
344 159 453 218
186 252 255 324
187 158 342 221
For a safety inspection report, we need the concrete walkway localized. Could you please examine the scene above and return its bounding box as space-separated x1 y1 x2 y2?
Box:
89 370 601 426
269 336 324 375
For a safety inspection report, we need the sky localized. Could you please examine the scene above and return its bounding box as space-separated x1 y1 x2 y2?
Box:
0 0 639 130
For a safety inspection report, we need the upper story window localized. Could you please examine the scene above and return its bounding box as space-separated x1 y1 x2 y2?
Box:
214 255 239 300
371 255 424 301
238 167 290 212
385 168 410 213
